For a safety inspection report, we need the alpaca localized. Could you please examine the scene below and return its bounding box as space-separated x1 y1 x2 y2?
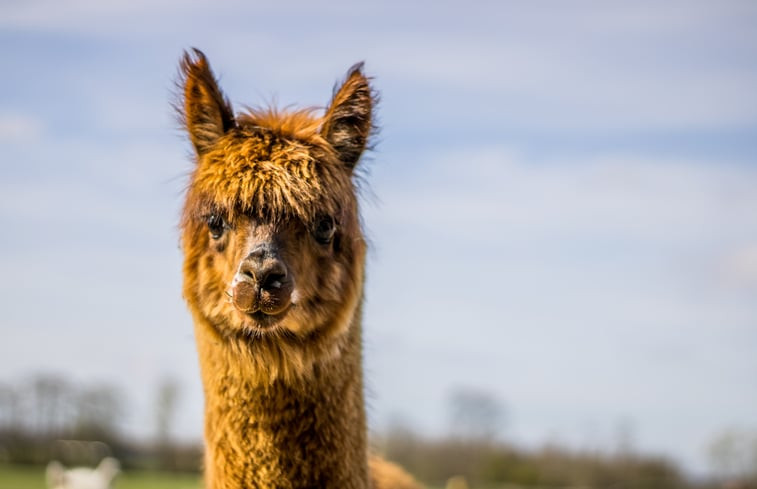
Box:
177 49 420 489
46 457 120 489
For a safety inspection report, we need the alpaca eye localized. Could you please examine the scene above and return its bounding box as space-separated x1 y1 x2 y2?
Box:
207 214 226 239
313 216 336 244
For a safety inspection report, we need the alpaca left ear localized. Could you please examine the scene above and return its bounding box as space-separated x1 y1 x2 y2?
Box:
321 63 374 170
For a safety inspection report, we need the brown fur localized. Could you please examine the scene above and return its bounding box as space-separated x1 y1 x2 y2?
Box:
177 49 420 489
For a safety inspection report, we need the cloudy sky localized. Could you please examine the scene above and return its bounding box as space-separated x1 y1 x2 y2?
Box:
1 0 756 477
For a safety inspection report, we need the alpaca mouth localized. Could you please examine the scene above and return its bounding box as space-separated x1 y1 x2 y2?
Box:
241 308 289 330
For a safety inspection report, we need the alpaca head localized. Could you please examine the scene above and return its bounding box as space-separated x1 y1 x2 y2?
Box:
178 50 374 381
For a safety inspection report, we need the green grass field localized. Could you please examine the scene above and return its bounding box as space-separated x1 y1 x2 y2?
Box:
0 464 201 489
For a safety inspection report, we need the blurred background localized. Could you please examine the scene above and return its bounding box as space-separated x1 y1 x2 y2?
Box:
1 1 756 488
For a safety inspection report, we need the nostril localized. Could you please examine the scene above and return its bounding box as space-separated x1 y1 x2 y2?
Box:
261 270 287 291
237 261 258 282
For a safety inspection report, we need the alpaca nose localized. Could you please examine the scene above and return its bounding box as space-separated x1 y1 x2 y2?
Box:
237 255 288 291
232 245 293 315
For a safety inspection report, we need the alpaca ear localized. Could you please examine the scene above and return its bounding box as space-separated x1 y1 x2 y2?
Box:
321 63 374 170
179 49 236 156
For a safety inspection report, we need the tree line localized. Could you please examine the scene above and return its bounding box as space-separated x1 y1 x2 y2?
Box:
0 373 200 472
0 374 755 488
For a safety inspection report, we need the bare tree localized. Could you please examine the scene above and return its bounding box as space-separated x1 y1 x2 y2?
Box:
0 382 20 430
31 374 71 436
155 377 180 444
708 429 757 484
74 384 123 441
447 387 505 442
153 377 182 470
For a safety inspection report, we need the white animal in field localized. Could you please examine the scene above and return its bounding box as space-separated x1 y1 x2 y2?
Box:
45 457 120 489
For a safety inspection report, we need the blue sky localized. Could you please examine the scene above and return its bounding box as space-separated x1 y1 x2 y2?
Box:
1 0 756 477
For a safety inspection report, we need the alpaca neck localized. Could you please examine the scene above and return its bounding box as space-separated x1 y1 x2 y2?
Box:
196 319 369 489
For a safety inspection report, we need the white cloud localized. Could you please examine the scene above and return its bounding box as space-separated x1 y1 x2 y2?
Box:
362 146 757 474
720 245 757 288
3 1 756 131
0 0 184 32
370 146 757 247
0 112 43 142
372 37 757 130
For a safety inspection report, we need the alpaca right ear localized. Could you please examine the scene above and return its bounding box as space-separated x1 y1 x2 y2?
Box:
180 49 236 156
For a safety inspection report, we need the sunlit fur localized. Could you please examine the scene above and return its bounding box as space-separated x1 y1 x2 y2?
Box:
182 117 364 383
177 49 420 488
